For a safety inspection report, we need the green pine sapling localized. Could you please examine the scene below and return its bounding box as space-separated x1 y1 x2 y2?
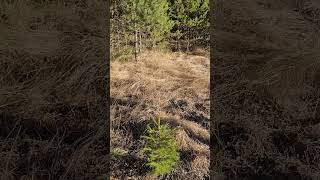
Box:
142 115 180 176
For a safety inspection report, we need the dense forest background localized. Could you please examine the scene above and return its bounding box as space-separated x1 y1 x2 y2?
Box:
111 0 209 60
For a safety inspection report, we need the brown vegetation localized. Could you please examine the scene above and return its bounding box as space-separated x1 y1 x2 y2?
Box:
110 50 210 179
0 1 108 179
213 0 320 179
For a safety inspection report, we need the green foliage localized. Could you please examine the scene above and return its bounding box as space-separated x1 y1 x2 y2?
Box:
169 0 209 35
111 46 134 61
111 0 209 60
125 0 174 47
142 116 180 176
111 147 128 157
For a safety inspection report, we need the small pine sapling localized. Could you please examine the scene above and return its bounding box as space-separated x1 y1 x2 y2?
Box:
142 115 180 176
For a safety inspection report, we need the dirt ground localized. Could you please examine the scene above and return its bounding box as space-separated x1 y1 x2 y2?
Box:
213 0 320 179
110 51 210 179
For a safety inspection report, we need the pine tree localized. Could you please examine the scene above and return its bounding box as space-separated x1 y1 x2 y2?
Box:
111 0 209 59
144 0 174 48
168 0 209 49
123 0 173 50
142 116 180 176
169 0 208 30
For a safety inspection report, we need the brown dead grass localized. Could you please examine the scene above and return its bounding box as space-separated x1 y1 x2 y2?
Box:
0 1 108 179
191 155 210 175
213 0 320 179
111 50 210 179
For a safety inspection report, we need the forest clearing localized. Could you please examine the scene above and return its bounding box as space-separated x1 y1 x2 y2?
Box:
1 0 320 179
110 50 210 179
110 0 210 179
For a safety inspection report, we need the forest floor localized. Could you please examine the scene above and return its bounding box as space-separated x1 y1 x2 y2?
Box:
110 50 210 179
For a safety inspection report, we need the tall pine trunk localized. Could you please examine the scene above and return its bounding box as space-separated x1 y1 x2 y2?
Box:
139 29 142 53
134 25 138 62
187 28 190 52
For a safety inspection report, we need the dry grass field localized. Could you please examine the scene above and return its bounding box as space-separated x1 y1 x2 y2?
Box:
110 51 210 179
0 1 108 179
213 0 320 179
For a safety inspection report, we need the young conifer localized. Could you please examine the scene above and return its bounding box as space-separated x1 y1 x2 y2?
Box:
142 115 180 176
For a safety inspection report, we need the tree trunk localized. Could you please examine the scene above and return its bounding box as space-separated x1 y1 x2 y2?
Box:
135 28 138 62
187 28 190 52
176 40 178 51
139 29 142 53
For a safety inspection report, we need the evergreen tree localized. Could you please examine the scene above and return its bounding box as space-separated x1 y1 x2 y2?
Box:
169 0 209 31
111 0 209 60
145 0 174 48
143 116 180 176
123 0 173 49
168 0 209 49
